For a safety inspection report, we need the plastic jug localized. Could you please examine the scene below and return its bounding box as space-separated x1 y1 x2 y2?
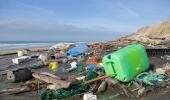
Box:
49 62 59 71
102 44 149 82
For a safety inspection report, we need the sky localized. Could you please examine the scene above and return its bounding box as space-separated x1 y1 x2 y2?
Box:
0 0 170 41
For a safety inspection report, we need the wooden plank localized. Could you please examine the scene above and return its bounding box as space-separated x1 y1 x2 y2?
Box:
84 75 111 84
32 72 70 89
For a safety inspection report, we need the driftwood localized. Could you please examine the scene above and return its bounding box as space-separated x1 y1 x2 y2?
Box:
0 86 31 94
105 78 118 86
0 79 47 95
32 72 71 89
84 75 111 84
40 72 61 79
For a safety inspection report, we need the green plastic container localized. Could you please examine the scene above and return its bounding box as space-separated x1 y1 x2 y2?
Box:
102 44 149 82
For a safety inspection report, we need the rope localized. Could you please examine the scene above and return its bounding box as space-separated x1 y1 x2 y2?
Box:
136 71 170 86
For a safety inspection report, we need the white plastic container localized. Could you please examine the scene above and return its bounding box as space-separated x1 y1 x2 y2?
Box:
38 53 48 62
12 56 31 64
83 93 97 100
17 50 24 57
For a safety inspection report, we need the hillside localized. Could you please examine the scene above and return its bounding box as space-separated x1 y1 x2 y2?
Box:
136 21 170 36
125 20 170 46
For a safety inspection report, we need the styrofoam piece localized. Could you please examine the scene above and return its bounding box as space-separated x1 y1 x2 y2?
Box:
66 61 77 72
83 93 97 100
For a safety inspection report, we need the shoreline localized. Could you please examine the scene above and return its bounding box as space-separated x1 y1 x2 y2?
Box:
0 40 170 100
0 45 51 56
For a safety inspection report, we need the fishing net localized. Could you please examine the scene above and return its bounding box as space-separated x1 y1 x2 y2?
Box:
136 71 170 86
31 60 44 69
40 83 90 100
85 70 98 81
76 63 86 74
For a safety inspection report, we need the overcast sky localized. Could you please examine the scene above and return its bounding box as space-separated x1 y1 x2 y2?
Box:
0 0 170 41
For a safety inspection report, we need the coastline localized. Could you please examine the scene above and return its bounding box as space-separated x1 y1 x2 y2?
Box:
1 40 170 100
0 45 52 56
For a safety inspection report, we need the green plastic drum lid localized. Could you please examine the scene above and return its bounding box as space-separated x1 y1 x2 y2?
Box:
102 44 149 82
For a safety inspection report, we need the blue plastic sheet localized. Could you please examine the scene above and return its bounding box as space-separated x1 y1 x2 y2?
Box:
67 43 89 57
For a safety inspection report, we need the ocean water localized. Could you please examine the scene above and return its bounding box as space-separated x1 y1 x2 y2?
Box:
0 41 57 51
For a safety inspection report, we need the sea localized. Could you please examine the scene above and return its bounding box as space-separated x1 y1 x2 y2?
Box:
0 41 89 51
0 41 58 51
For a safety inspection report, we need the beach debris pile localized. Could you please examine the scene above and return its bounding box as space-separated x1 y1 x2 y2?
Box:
1 42 170 100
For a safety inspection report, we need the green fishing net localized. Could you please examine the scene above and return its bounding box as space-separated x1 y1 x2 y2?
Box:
85 70 98 81
137 72 170 86
40 83 90 100
31 60 44 69
76 63 86 74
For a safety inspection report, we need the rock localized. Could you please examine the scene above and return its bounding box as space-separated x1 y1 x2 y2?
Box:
105 78 118 86
156 68 166 74
137 87 145 98
97 81 107 93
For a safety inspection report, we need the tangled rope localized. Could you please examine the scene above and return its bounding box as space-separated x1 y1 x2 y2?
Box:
136 71 170 86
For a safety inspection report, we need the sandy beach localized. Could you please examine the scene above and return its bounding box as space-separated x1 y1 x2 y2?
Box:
0 43 78 100
0 48 40 100
0 42 170 100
